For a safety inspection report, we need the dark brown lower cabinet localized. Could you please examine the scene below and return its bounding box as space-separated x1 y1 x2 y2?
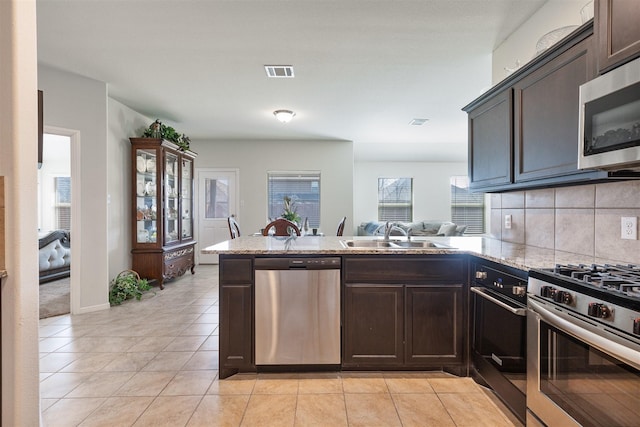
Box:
219 257 254 379
343 282 465 370
343 285 404 367
406 285 464 366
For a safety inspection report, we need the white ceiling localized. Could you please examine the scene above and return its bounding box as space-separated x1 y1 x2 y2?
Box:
36 0 546 162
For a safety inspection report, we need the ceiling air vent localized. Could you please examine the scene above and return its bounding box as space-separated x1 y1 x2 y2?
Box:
265 65 295 78
409 118 429 126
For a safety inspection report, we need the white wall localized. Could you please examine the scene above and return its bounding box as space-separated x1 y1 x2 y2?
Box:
353 161 468 231
0 0 41 424
190 139 354 237
38 64 110 312
492 0 591 85
107 99 152 280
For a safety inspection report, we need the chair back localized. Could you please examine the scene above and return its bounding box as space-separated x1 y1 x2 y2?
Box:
262 218 301 236
336 216 347 236
228 216 241 239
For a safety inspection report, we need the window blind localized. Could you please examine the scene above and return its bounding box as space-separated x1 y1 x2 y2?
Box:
267 172 321 227
450 176 484 234
378 178 413 222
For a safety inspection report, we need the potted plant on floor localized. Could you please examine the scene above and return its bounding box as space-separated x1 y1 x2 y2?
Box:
109 270 153 306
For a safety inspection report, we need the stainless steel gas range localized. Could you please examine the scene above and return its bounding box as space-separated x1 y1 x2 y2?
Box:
527 264 640 427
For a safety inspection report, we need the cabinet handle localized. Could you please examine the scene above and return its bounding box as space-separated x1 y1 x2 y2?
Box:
471 287 526 316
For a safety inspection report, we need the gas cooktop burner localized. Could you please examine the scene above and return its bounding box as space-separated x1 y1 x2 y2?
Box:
548 263 640 299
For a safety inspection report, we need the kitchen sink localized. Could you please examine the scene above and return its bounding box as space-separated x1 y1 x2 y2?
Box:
340 239 453 249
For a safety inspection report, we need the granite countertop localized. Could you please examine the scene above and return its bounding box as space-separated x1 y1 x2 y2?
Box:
202 235 619 272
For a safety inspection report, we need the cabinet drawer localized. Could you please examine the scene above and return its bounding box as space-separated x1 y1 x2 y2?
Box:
344 256 466 283
220 257 253 284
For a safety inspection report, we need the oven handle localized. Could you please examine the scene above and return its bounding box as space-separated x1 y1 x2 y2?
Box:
470 286 527 316
528 298 640 371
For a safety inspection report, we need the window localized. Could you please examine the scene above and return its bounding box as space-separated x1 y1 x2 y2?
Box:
55 176 71 231
204 178 229 219
378 178 413 221
267 172 321 227
450 176 485 234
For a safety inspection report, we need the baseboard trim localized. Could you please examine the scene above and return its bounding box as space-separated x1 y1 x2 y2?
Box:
74 302 110 315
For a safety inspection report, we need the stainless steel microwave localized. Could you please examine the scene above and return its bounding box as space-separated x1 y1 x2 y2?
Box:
578 57 640 171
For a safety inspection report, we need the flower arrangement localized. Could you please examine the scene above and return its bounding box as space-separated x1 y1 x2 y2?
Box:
141 119 191 151
281 196 301 224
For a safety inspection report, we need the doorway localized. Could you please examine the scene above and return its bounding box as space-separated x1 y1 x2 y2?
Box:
195 169 239 264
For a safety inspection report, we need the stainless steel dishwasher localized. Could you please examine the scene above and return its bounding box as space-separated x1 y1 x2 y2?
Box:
254 257 341 365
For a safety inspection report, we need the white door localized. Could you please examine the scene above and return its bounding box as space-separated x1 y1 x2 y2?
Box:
196 168 239 264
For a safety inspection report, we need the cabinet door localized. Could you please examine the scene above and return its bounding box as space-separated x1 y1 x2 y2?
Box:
514 36 596 182
406 285 464 365
180 156 193 241
597 0 640 73
134 147 160 247
164 151 180 245
343 284 404 367
467 90 513 190
219 283 253 378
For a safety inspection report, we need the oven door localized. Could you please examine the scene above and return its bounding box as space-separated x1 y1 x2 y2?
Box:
527 297 640 427
471 286 527 422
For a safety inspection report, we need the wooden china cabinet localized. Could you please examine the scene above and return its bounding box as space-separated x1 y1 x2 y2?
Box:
130 137 197 288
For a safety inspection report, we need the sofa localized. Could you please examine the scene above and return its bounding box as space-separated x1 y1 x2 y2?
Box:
38 230 71 284
357 220 467 237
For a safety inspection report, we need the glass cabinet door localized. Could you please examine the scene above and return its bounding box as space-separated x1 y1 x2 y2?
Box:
135 148 158 244
181 157 193 240
164 151 179 244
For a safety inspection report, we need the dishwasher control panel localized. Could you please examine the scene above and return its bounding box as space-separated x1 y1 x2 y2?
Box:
255 257 341 270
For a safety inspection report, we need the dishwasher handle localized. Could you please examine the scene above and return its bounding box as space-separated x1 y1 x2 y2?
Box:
254 257 341 270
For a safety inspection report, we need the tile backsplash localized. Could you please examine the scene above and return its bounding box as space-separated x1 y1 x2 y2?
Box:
489 180 640 264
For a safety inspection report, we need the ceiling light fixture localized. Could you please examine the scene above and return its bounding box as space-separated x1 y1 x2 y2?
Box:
273 110 296 123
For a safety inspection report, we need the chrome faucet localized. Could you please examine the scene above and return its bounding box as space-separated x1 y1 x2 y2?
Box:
383 221 392 241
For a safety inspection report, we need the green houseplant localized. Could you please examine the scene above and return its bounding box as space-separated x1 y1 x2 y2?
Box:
109 270 152 306
141 119 191 151
281 196 301 224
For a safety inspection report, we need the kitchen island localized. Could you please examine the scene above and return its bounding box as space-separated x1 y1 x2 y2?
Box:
203 235 617 379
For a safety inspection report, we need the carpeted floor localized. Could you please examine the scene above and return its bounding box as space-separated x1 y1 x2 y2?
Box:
39 277 70 319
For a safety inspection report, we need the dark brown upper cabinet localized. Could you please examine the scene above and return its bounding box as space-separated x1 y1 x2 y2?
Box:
596 0 640 73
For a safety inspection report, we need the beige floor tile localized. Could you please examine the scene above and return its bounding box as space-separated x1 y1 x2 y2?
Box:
133 395 202 427
181 322 218 336
183 351 219 370
385 377 434 393
392 393 455 427
58 353 117 373
298 377 343 394
187 395 250 427
194 313 219 323
39 352 79 373
199 335 219 351
344 393 401 427
78 396 154 427
42 397 106 427
142 351 194 371
161 370 218 396
295 393 348 426
39 337 75 353
66 371 135 398
40 372 93 399
342 377 388 393
115 371 177 396
164 335 208 351
39 324 73 338
57 336 139 353
208 375 256 395
438 392 515 426
428 377 482 393
253 378 300 394
241 394 297 427
40 398 59 412
127 336 175 352
100 352 157 372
